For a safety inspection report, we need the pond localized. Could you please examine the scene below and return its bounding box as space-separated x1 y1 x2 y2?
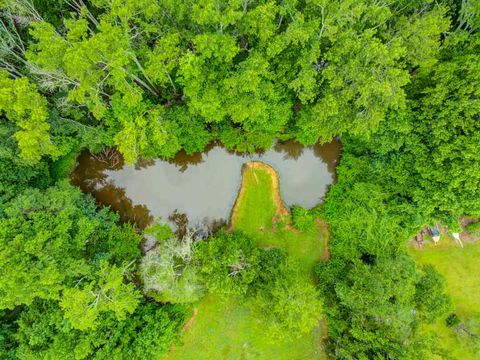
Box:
71 140 341 229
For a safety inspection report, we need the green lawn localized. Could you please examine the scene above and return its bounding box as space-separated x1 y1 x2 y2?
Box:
410 237 480 359
166 162 326 360
232 162 325 271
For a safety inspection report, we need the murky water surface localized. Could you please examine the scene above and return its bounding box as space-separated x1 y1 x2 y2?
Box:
71 140 341 228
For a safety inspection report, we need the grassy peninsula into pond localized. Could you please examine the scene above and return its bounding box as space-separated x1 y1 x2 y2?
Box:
167 161 327 360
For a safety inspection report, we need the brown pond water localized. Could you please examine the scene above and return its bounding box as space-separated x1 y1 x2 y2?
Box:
71 140 341 229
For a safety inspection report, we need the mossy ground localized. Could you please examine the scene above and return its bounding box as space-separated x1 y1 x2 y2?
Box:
166 162 327 360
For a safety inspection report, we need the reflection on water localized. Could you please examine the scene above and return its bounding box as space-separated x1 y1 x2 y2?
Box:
71 140 342 229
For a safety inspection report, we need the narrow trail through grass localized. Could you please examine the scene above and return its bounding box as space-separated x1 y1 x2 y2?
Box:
166 161 327 360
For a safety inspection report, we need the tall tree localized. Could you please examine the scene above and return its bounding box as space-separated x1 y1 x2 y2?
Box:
0 71 57 161
0 0 451 163
0 181 142 331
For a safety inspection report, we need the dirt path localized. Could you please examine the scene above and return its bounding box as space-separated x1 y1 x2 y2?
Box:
182 308 198 332
228 161 288 232
167 308 199 356
316 218 330 261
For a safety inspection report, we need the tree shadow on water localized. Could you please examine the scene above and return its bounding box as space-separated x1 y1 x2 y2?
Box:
273 140 305 160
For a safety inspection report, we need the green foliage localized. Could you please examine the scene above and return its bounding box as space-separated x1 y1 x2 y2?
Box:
0 183 92 308
140 223 204 304
318 134 452 357
60 260 141 330
0 0 452 163
323 157 414 259
446 313 461 328
450 316 480 357
415 264 452 323
0 124 51 205
0 71 57 161
458 0 480 31
0 181 141 318
317 254 416 358
290 205 318 233
466 221 480 235
253 251 322 338
165 107 213 155
1 0 479 358
359 32 480 225
194 229 323 338
49 149 78 181
410 239 480 359
317 249 452 358
196 231 261 298
0 180 185 357
105 95 181 164
396 5 450 69
7 299 188 360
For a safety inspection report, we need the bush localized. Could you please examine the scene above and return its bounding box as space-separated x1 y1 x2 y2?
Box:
414 265 452 323
252 256 322 338
446 313 461 328
466 221 480 236
49 150 79 181
196 231 261 298
290 205 318 233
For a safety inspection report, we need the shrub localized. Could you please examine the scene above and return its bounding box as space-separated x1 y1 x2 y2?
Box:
466 221 480 236
446 313 461 328
290 205 318 233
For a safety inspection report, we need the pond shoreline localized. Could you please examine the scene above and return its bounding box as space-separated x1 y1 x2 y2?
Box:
228 161 289 232
71 140 341 229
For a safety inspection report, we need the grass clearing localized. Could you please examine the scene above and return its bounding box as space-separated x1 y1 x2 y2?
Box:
166 162 327 360
410 237 480 359
230 162 325 270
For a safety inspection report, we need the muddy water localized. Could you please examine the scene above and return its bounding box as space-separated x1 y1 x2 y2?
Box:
71 140 341 229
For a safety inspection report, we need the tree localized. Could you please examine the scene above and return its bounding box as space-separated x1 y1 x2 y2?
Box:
0 181 141 315
457 0 480 31
0 1 476 357
1 0 452 164
0 123 50 205
292 0 448 143
253 250 322 337
318 124 453 358
290 205 319 233
360 31 480 224
316 253 451 359
105 95 181 164
140 222 204 304
6 299 188 360
294 30 409 143
415 264 452 323
0 71 57 161
0 183 91 308
61 260 141 330
395 5 450 69
196 231 261 298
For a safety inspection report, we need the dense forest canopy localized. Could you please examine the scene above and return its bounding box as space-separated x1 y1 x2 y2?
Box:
1 0 456 160
1 0 480 359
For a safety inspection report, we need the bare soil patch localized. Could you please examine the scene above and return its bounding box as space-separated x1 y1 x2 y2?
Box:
316 218 330 261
